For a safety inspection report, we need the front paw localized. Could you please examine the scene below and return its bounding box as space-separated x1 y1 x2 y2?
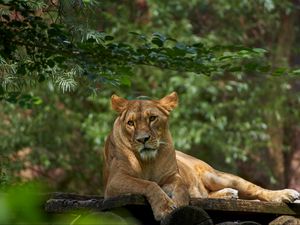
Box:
268 189 300 203
152 196 177 221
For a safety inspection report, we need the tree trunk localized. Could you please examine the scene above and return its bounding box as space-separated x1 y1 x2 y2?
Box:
272 9 296 67
287 126 300 190
267 115 285 188
128 0 150 24
267 5 297 188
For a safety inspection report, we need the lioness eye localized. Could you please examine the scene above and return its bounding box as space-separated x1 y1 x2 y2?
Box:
127 120 134 126
149 116 157 122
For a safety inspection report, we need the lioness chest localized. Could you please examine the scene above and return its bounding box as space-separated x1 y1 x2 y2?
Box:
136 154 178 185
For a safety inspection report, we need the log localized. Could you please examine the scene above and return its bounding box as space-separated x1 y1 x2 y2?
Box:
44 193 300 225
161 206 213 225
269 215 300 225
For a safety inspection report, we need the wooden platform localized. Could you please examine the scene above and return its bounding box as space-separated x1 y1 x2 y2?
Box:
44 193 300 225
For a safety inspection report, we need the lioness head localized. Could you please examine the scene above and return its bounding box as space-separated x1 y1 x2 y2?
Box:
111 92 178 160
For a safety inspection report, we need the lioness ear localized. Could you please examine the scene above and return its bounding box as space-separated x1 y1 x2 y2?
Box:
111 94 128 113
159 92 178 112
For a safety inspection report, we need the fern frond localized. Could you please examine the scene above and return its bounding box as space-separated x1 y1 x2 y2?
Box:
0 63 16 77
23 0 47 10
0 56 17 90
0 8 10 16
55 71 78 93
84 30 106 44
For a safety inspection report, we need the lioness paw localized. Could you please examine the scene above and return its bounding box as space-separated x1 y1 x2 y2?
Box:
268 189 300 203
153 200 176 221
150 192 177 221
209 188 239 199
280 189 300 203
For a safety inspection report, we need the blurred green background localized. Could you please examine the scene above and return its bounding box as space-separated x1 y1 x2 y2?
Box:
1 0 300 198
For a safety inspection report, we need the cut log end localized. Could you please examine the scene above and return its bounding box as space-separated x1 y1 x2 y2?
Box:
161 206 213 225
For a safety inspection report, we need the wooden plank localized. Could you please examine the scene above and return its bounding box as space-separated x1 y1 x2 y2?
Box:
102 194 147 210
45 198 105 213
44 194 147 213
44 193 300 216
43 193 300 225
47 192 104 200
190 198 300 215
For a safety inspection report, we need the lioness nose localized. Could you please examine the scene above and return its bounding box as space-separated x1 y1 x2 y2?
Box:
136 135 150 144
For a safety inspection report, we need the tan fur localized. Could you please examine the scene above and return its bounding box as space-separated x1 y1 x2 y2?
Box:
103 92 299 221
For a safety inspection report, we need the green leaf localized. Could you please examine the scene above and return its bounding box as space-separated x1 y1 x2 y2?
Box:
219 55 234 61
21 94 32 100
153 32 166 41
17 64 26 74
244 62 259 72
129 31 140 35
54 56 65 63
252 48 267 54
228 66 242 72
166 37 177 42
258 65 271 73
173 42 187 56
272 67 287 76
130 32 148 41
151 32 167 47
104 35 114 41
6 92 20 103
32 97 43 105
152 37 164 47
186 47 197 54
119 76 131 87
292 69 300 75
38 75 45 82
0 86 4 95
47 60 55 68
175 42 187 50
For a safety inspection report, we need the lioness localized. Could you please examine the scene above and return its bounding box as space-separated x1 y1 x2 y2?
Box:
103 92 299 221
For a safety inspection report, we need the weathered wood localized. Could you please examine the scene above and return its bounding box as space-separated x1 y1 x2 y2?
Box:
190 198 300 215
216 222 261 225
44 193 300 225
45 193 146 213
45 198 104 213
47 192 104 200
45 193 300 216
102 194 147 210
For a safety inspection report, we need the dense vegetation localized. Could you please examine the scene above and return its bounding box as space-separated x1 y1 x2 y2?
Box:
1 0 300 199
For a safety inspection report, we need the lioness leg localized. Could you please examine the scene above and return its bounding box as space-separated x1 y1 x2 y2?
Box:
161 174 190 206
203 170 299 202
105 172 176 221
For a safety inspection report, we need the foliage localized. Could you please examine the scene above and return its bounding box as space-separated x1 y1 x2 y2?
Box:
0 0 300 194
0 184 136 224
0 184 44 224
0 89 106 193
0 0 288 105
